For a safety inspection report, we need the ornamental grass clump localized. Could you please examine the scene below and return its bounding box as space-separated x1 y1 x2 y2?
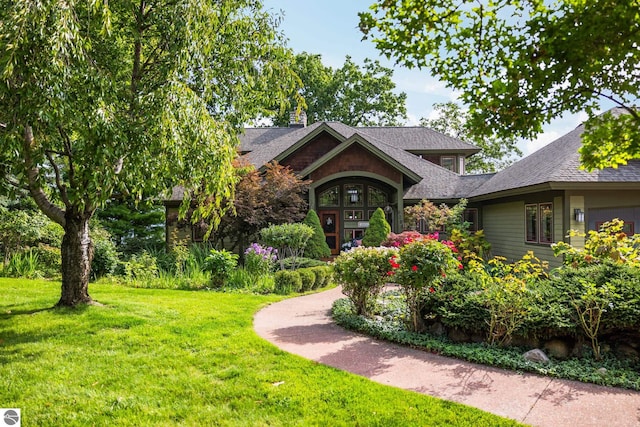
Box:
333 246 398 317
393 238 461 332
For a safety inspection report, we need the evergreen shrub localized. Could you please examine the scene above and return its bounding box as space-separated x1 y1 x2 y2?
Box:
362 207 391 247
303 210 331 259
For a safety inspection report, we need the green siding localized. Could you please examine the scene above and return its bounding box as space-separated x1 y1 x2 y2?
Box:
482 201 561 268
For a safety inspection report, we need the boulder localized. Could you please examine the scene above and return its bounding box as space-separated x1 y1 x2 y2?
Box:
523 348 550 364
544 339 571 360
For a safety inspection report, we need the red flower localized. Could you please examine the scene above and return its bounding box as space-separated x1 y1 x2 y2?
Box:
429 287 435 293
411 265 418 271
458 264 464 270
387 271 395 276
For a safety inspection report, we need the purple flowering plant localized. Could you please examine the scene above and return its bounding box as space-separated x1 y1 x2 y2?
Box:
244 243 278 276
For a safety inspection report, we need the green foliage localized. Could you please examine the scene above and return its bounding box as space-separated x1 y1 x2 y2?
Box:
395 238 461 332
1 249 42 279
260 223 314 270
360 1 640 169
270 53 407 126
420 102 521 172
297 268 316 292
123 252 160 284
0 204 63 263
302 210 331 259
280 257 327 270
30 244 62 278
274 270 302 294
553 218 640 267
90 222 119 280
310 265 331 289
449 228 492 265
95 198 165 255
204 249 239 288
362 208 391 247
333 246 398 317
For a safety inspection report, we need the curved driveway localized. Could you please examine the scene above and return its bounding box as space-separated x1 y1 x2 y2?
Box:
254 286 640 427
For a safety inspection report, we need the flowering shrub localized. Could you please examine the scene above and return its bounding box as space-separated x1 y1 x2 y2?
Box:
333 246 398 317
552 219 640 268
244 243 277 276
394 239 461 332
381 231 438 248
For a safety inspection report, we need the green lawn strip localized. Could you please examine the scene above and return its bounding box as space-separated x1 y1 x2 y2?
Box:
0 279 522 426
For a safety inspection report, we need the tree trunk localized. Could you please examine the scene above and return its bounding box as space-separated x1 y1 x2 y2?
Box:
58 210 94 307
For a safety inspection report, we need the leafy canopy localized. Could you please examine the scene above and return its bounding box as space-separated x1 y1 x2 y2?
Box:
360 0 640 170
421 102 521 173
271 53 407 126
0 0 300 226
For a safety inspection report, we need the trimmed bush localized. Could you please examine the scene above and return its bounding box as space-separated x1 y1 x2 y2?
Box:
298 268 316 292
362 207 391 247
310 266 329 289
303 210 331 259
261 223 314 270
274 270 302 294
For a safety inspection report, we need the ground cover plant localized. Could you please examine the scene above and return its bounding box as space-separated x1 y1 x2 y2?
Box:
0 278 521 426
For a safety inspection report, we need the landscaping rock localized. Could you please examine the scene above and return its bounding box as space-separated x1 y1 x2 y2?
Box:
543 339 571 360
597 367 608 376
523 348 550 364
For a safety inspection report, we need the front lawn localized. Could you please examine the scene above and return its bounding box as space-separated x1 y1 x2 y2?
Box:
0 279 521 426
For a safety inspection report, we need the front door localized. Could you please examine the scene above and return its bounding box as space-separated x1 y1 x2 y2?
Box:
320 211 340 255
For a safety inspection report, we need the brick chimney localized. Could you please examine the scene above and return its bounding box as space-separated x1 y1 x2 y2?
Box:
289 110 307 128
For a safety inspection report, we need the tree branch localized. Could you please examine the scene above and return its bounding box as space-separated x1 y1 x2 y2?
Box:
44 150 71 207
23 125 66 226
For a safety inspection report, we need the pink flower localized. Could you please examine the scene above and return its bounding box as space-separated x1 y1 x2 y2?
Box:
411 265 418 271
458 264 463 270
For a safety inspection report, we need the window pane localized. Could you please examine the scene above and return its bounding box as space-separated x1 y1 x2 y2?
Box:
368 186 387 207
441 156 455 171
539 203 553 243
463 209 478 232
345 210 364 220
344 184 363 207
525 204 538 242
319 186 339 207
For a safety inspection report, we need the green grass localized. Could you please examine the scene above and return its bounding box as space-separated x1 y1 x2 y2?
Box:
0 279 522 426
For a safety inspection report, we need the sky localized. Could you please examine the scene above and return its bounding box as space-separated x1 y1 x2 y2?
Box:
261 0 606 158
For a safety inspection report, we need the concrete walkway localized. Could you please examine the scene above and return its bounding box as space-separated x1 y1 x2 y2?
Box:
254 286 640 427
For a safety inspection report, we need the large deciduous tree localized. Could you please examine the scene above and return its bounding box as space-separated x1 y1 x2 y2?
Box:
421 102 521 173
359 0 640 170
0 1 299 306
271 53 407 126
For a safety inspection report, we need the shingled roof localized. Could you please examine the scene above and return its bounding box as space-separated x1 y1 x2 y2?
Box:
469 108 640 199
241 122 479 170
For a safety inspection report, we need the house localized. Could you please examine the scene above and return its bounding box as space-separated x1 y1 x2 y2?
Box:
165 108 640 267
